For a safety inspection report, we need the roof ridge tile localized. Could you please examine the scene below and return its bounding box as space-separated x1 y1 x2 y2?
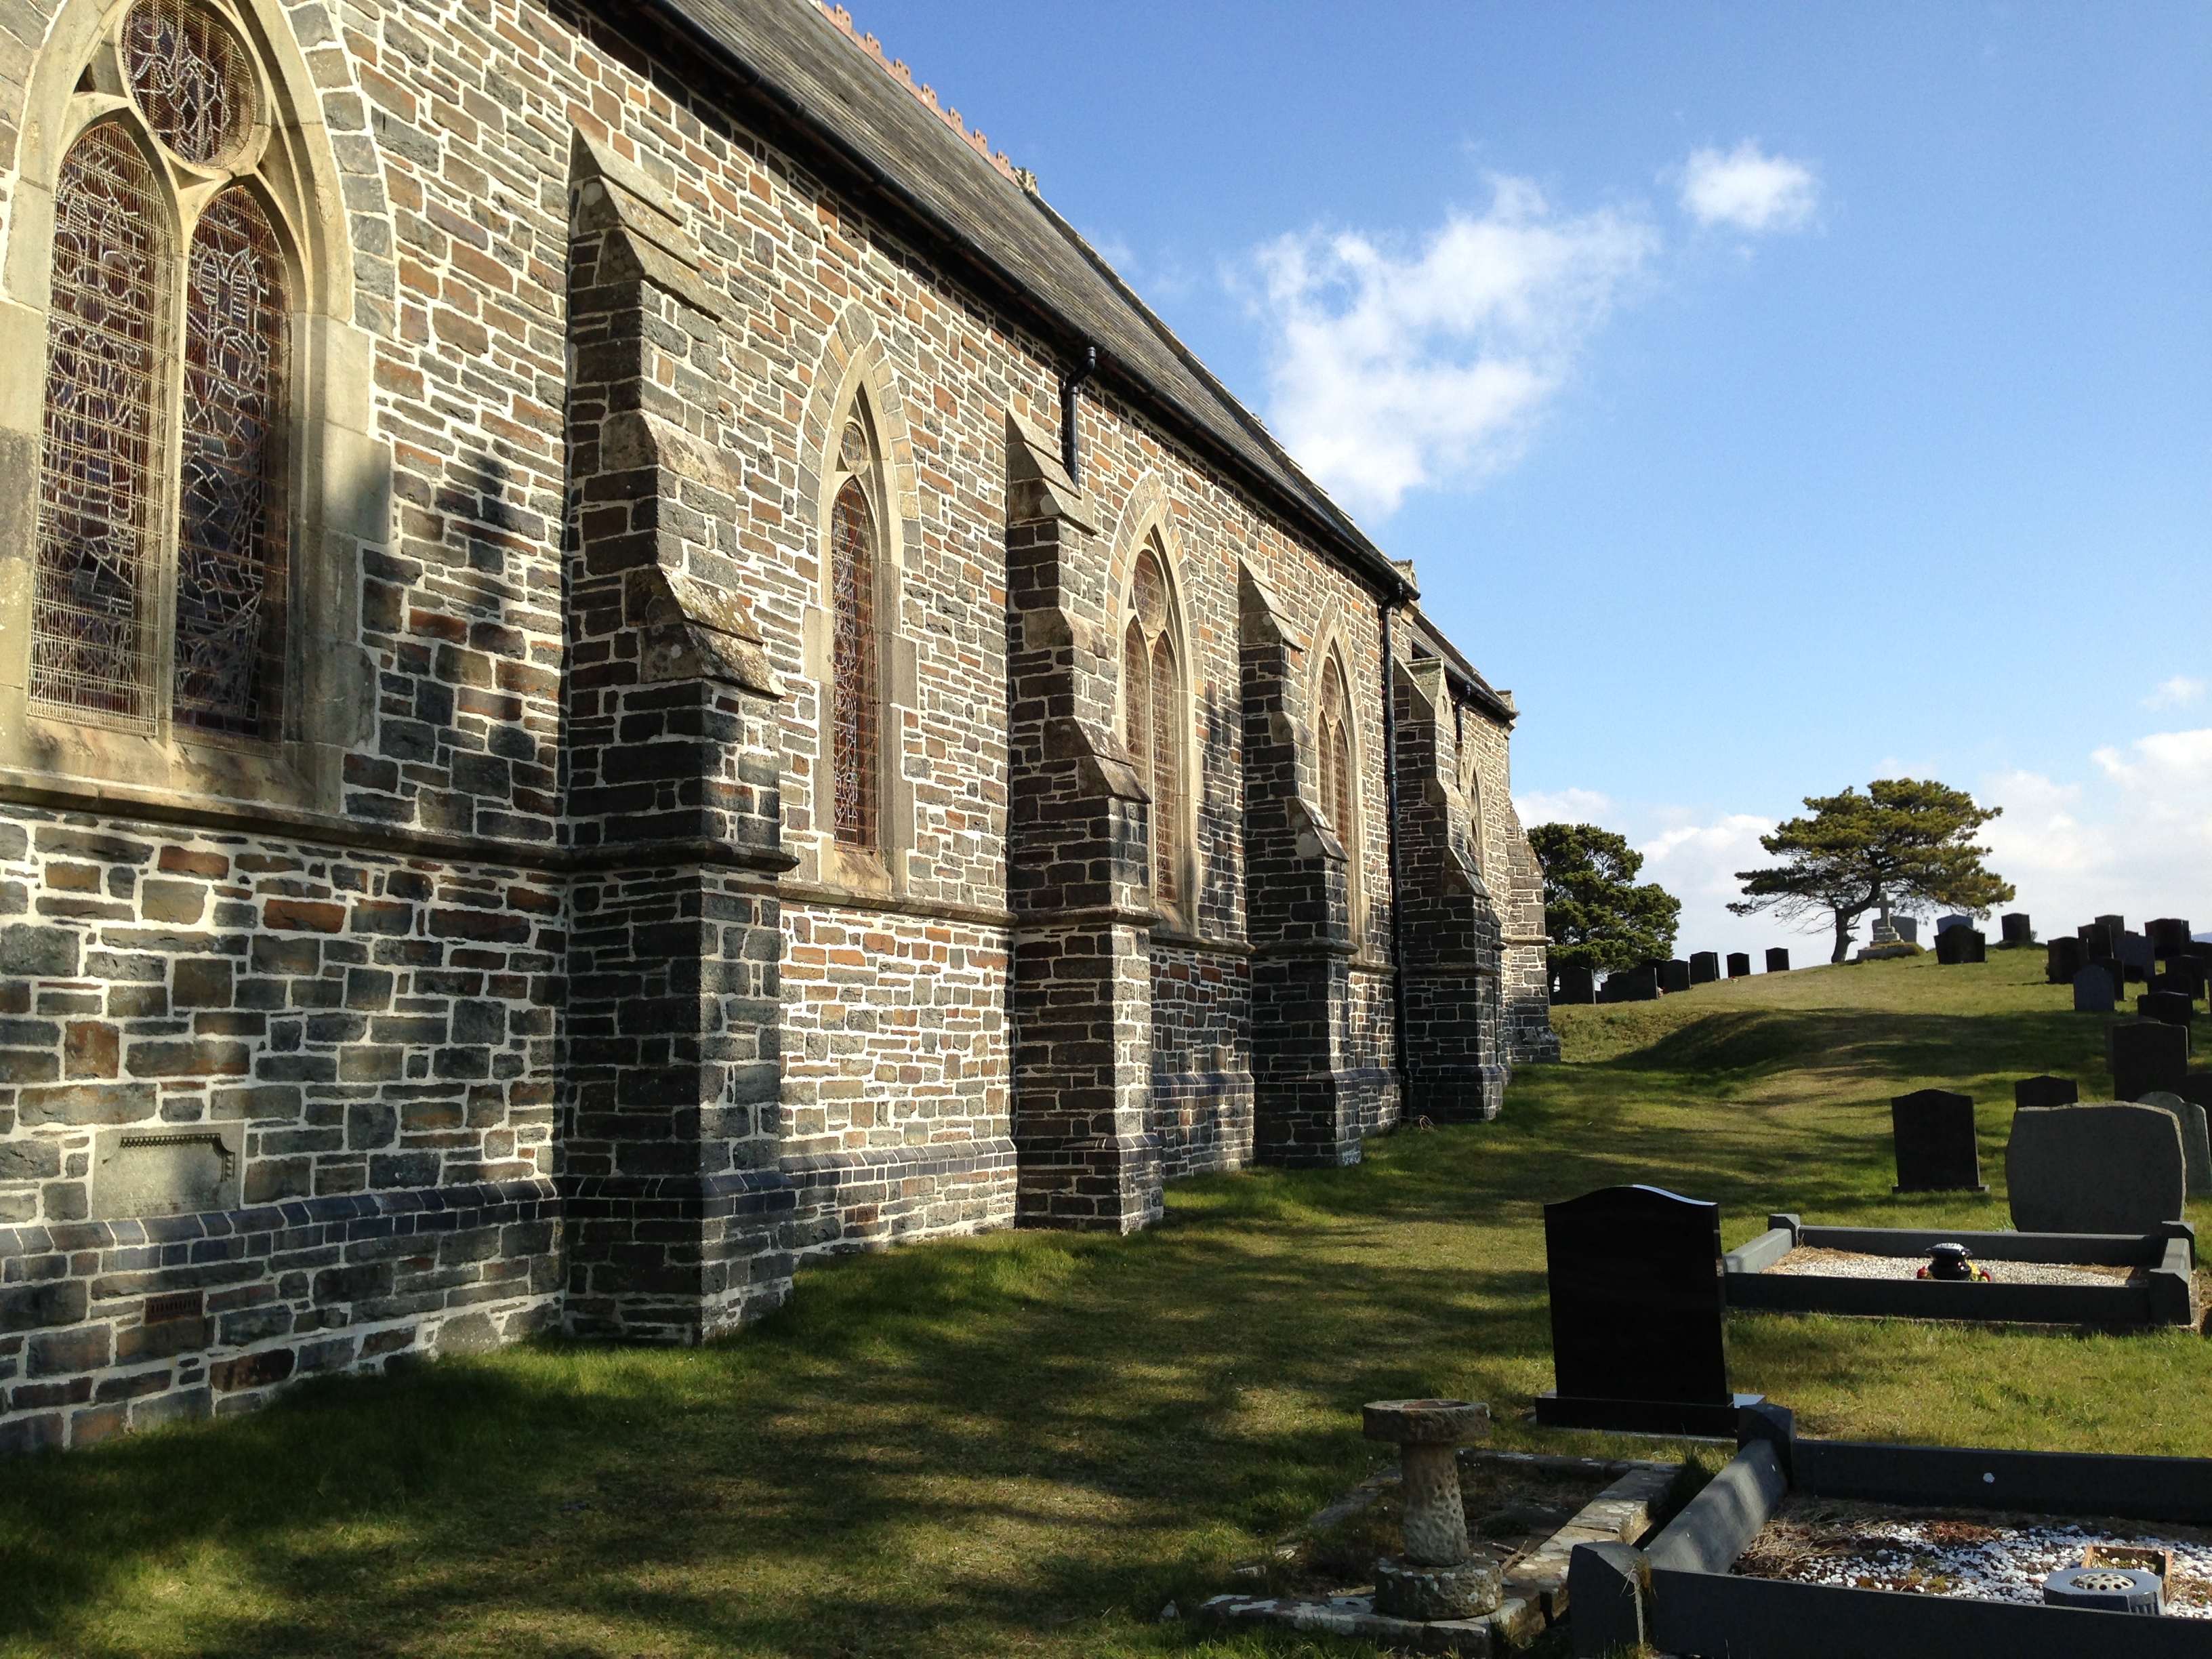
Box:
813 0 1021 182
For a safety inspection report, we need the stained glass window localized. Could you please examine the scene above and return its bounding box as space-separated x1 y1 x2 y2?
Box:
123 0 257 166
1124 547 1182 912
33 123 169 728
176 188 287 736
830 479 879 847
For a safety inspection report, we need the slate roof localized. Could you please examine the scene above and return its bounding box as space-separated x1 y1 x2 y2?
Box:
597 0 1412 598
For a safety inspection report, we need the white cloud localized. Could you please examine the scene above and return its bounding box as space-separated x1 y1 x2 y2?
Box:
1980 733 2212 935
2144 675 2206 711
1252 178 1656 516
1513 786 1618 827
1677 141 1819 232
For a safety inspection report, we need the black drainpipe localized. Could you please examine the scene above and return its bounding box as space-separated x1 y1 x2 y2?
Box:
1379 596 1412 1117
1061 344 1097 481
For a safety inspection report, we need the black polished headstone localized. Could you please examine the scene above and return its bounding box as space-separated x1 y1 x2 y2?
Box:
2014 1074 2080 1109
1659 960 1693 995
2001 912 2034 946
2158 960 2207 1001
2089 957 2126 1000
2148 918 2195 959
1603 964 1660 1002
2178 1075 2212 1111
1935 926 1986 965
2047 936 2087 985
2074 964 2117 1012
2098 914 2128 945
1891 1089 1986 1193
1553 965 1597 1004
1726 952 1751 979
1764 947 1790 973
2112 1019 2190 1102
2139 990 2196 1028
2121 931 2155 981
1689 951 1721 985
1534 1185 1757 1436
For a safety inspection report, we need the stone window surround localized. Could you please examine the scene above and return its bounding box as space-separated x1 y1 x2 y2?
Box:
797 319 918 901
1307 606 1372 947
1111 523 1195 936
0 0 380 833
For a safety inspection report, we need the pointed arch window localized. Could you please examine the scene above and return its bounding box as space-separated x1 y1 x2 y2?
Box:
828 417 882 848
1122 545 1184 914
1317 655 1355 853
30 0 292 740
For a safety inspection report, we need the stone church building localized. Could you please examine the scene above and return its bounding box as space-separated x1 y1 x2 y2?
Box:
0 0 1554 1450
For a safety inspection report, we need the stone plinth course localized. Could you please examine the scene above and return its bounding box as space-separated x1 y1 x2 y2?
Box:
2006 1103 2184 1234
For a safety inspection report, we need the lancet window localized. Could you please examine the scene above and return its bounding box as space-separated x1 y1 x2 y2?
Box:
1317 655 1355 851
30 0 291 739
828 416 882 848
1122 545 1184 914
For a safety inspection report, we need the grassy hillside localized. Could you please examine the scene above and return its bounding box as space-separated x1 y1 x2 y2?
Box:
1 949 2203 1658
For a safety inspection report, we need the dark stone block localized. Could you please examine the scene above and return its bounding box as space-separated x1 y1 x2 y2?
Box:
1726 953 1750 979
1891 1089 1984 1193
1536 1185 1738 1434
2013 1075 2080 1109
211 1347 295 1393
1764 948 1790 973
0 925 80 977
0 1281 89 1333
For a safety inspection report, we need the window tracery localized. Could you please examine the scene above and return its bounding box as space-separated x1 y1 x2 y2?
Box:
1317 655 1353 850
28 0 295 741
829 418 881 849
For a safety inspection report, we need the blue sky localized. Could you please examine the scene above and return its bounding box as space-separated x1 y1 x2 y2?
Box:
842 1 2212 957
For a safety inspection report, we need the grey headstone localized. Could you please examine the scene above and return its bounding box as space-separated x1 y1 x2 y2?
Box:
91 1126 243 1220
2120 931 2156 979
1764 947 1790 973
1935 915 1970 935
2006 1104 2186 1233
2135 1092 2212 1197
2074 966 2117 1012
2013 1074 2080 1109
1891 916 1919 945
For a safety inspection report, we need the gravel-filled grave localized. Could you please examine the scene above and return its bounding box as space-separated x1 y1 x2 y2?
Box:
1763 1246 2139 1288
1734 1492 2212 1614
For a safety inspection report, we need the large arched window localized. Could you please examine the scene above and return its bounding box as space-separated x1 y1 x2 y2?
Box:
30 0 292 740
828 416 882 849
1122 544 1184 916
1317 655 1355 854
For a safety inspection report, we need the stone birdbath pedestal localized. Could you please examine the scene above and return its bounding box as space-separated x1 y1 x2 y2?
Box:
1361 1397 1498 1620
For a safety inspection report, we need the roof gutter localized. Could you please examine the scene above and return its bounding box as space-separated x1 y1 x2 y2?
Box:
581 0 1416 605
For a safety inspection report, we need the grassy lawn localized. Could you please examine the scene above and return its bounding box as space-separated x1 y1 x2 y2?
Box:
5 947 2206 1657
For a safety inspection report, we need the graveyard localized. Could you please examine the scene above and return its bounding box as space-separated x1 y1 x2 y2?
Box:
5 947 2212 1656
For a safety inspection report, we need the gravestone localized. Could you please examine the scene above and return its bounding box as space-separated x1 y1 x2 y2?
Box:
1891 1089 1985 1193
1659 960 1692 995
1689 951 1721 985
2178 1076 2212 1111
1891 916 1919 945
2155 960 2207 1001
2007 1105 2185 1233
2137 990 2196 1028
1553 965 1597 1004
2014 1075 2080 1109
1726 952 1751 979
1765 947 1790 972
2120 931 2155 981
1935 915 1969 935
2089 957 2126 999
1534 1185 1757 1436
2135 1092 2212 1197
2097 914 2128 945
1935 926 1986 965
1603 964 1660 1002
2001 912 2034 947
2074 965 2117 1012
2047 936 2087 985
2111 1018 2190 1101
2148 918 2195 958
